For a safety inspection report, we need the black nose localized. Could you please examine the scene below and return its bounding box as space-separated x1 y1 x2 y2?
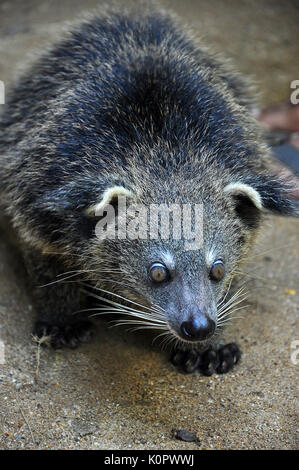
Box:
180 316 215 341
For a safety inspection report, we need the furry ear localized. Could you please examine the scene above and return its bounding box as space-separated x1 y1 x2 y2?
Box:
224 182 263 228
86 186 133 216
83 185 134 240
225 176 299 226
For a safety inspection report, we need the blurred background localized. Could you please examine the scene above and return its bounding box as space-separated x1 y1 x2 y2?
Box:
0 0 298 105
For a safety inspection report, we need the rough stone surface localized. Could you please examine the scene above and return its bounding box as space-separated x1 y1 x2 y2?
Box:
0 0 298 450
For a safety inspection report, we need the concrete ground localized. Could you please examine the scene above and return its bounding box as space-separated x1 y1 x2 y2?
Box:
0 0 298 450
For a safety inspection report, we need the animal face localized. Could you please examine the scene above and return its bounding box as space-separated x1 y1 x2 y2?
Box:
86 181 261 345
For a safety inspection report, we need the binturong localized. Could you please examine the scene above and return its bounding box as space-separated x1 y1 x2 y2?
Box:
0 3 298 376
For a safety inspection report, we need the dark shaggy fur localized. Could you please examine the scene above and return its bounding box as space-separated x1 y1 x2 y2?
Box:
0 3 297 375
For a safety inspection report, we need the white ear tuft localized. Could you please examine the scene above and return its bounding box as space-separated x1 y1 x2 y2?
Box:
224 182 263 210
86 186 133 215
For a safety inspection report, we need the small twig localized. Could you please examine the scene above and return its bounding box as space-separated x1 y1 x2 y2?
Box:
16 393 36 446
32 334 51 382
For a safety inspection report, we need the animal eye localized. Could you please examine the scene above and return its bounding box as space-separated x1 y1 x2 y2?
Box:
149 262 169 283
209 260 225 282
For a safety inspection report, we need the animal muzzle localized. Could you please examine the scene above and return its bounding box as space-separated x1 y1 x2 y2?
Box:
179 315 216 342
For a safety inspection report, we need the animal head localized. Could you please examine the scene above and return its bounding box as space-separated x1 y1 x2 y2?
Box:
83 156 298 346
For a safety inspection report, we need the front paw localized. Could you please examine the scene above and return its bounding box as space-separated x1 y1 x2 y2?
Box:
171 342 241 376
33 320 95 349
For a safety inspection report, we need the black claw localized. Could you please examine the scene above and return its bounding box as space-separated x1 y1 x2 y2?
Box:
199 349 219 376
171 343 241 376
76 321 95 343
182 350 201 374
227 342 242 364
216 342 241 374
171 349 187 367
215 350 233 374
33 320 95 349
